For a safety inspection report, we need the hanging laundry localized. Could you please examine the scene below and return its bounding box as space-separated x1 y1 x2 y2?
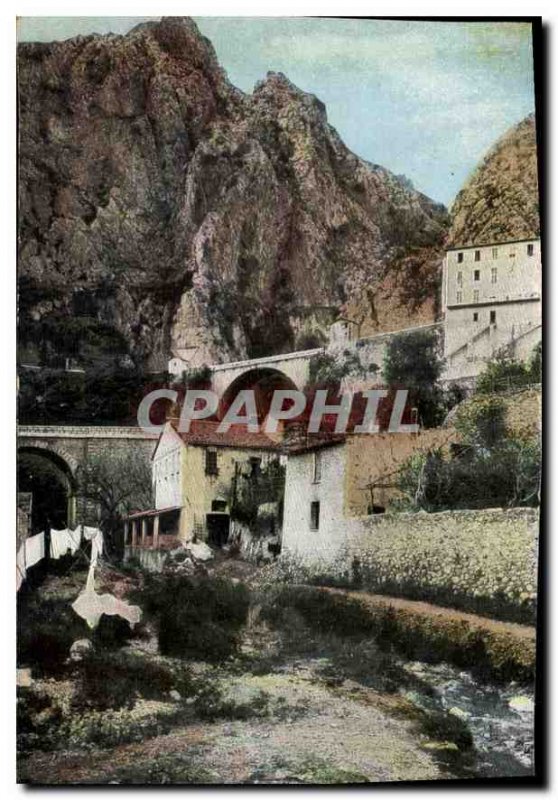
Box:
16 544 26 591
81 526 103 566
68 528 81 555
50 528 81 560
71 562 141 630
24 532 45 569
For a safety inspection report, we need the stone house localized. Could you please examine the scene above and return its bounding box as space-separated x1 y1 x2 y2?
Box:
125 421 281 551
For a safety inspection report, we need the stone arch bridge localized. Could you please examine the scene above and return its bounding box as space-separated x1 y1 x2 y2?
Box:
208 348 323 413
188 322 445 405
17 426 158 529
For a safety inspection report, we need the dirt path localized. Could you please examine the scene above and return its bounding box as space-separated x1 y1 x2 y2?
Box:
323 588 536 641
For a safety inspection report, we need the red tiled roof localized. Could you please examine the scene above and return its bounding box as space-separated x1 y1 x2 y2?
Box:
281 433 346 455
171 421 280 451
126 506 181 519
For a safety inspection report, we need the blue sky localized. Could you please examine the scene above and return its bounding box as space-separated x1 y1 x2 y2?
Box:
17 17 536 206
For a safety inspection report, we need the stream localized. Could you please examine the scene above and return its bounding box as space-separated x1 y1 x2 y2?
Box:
401 660 535 777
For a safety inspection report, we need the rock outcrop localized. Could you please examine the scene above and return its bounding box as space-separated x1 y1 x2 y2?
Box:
449 114 539 248
18 16 450 369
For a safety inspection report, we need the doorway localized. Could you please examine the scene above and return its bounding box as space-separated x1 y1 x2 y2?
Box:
206 513 230 547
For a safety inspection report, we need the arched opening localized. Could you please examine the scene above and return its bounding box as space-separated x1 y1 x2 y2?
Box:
220 368 299 423
17 447 77 533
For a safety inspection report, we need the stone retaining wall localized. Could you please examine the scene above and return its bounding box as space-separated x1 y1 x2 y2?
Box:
280 507 539 622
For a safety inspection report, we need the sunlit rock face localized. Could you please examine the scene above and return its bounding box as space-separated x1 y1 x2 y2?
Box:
449 114 539 249
18 16 449 370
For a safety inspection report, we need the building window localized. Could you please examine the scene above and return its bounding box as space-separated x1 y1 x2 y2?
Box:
473 312 479 322
490 310 496 324
491 267 497 284
205 449 218 476
473 290 479 303
457 271 463 286
492 247 498 259
474 269 480 281
527 243 534 256
312 451 322 483
249 457 261 477
457 252 464 263
475 250 481 262
310 501 320 530
509 248 516 258
456 291 462 304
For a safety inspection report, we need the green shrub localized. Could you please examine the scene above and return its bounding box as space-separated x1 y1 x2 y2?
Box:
92 615 137 650
395 395 540 512
529 342 542 383
17 594 89 675
73 651 194 711
476 346 540 394
135 575 250 661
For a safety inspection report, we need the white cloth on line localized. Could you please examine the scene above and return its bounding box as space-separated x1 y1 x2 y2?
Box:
24 532 45 569
16 544 26 591
71 562 141 630
81 526 103 566
50 528 81 559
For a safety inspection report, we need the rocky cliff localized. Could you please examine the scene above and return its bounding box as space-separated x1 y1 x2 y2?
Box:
18 16 450 370
449 114 539 248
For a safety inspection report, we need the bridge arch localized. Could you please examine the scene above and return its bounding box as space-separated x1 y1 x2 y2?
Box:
17 445 78 532
219 367 299 422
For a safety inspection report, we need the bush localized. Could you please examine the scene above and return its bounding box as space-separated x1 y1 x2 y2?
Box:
396 394 540 512
73 651 195 711
135 575 250 661
453 395 507 447
307 350 368 390
17 594 89 675
396 438 540 512
476 344 541 394
528 341 542 383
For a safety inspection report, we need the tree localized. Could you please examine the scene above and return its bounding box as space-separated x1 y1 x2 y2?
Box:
383 328 445 427
476 347 534 394
76 452 153 561
306 350 376 392
394 398 540 511
528 341 542 384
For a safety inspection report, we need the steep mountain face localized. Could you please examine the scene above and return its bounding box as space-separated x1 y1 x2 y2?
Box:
449 114 539 248
18 16 449 370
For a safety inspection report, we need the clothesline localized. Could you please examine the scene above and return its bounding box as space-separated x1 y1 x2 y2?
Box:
16 525 103 591
16 524 140 632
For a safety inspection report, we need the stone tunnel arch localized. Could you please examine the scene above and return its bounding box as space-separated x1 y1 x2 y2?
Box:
219 368 299 422
17 445 78 532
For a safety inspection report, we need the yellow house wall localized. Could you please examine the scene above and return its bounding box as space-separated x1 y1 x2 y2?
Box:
178 445 275 542
343 429 457 516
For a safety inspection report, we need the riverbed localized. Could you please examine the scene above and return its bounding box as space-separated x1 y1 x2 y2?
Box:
402 659 534 777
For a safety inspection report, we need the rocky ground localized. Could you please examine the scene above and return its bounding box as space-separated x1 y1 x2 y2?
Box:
17 560 535 785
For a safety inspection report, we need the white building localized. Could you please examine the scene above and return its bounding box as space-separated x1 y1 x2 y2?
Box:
442 238 542 382
281 439 347 562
